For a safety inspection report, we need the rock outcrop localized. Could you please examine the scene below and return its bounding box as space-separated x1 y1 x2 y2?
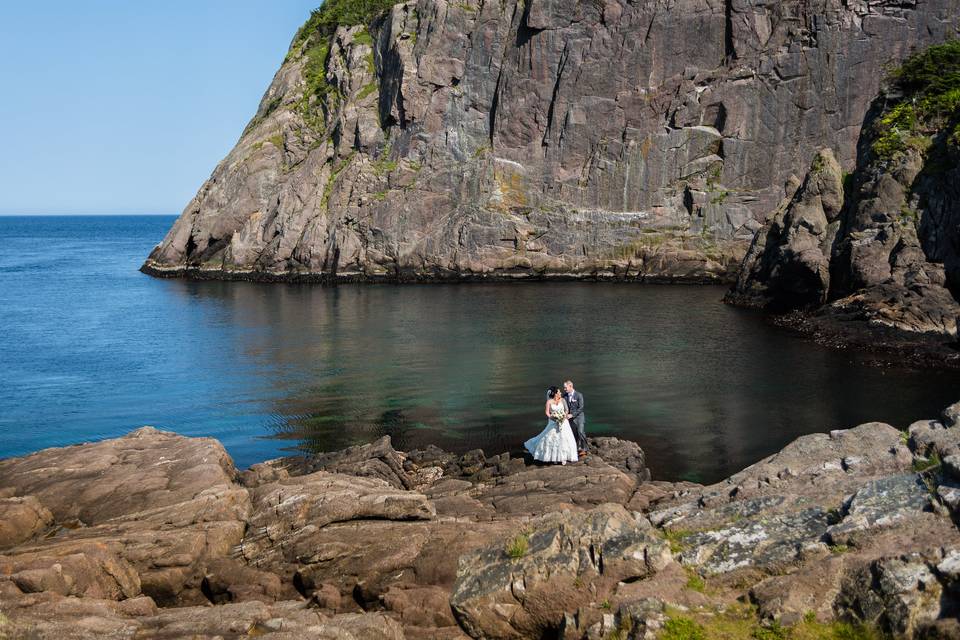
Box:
728 42 960 348
3 403 960 638
142 0 960 284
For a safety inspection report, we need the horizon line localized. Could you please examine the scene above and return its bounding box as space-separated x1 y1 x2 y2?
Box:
0 212 178 217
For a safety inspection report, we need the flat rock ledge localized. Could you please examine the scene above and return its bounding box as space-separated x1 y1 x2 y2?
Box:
1 403 960 639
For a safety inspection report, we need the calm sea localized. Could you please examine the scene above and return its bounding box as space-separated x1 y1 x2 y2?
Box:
1 215 958 482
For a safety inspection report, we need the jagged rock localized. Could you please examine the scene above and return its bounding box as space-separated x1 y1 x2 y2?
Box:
0 496 53 549
201 558 294 604
819 282 960 337
836 556 947 637
826 474 931 545
910 419 960 459
587 437 652 483
944 402 960 429
449 504 671 639
0 430 251 606
282 435 414 489
728 149 844 311
142 0 960 284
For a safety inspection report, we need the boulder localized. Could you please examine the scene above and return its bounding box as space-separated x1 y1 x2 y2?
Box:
450 504 671 639
0 544 140 600
239 470 435 568
587 437 652 483
836 556 946 637
909 419 960 459
0 496 53 549
0 426 238 525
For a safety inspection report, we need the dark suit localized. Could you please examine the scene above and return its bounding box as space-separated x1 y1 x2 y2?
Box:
565 390 586 450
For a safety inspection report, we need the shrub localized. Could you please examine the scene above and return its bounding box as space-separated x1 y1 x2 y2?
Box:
661 617 706 640
872 40 960 160
294 0 399 49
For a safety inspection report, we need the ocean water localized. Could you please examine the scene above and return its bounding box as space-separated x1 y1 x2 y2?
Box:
1 215 958 483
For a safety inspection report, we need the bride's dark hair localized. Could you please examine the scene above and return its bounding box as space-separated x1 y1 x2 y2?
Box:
546 386 560 399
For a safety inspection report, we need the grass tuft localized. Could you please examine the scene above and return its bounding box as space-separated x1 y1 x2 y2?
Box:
505 533 529 559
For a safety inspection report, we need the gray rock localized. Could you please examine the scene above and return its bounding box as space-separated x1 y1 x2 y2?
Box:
650 421 913 528
837 557 945 637
910 418 960 459
826 474 931 545
588 437 652 483
943 402 960 429
676 507 830 575
141 0 960 285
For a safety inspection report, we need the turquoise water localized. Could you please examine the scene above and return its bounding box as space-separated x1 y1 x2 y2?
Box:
1 215 958 482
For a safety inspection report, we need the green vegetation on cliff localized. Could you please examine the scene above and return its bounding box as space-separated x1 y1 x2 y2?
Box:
294 0 397 49
291 1 392 133
872 41 960 160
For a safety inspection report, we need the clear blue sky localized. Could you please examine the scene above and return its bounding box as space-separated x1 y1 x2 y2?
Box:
0 1 319 215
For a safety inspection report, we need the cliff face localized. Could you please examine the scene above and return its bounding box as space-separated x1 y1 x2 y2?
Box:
143 0 959 282
729 41 960 339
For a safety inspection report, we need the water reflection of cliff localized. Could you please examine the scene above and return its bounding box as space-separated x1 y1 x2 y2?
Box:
168 281 960 483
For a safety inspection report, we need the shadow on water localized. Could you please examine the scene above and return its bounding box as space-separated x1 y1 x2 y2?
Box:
2 216 960 483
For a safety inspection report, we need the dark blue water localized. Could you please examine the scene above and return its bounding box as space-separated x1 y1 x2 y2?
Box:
1 216 958 482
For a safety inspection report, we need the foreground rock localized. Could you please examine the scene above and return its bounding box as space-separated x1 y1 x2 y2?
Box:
450 504 671 639
1 402 960 638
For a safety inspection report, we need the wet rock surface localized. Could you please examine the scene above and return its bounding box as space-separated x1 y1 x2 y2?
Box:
1 402 960 638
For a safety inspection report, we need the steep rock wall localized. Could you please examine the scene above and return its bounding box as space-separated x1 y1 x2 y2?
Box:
729 41 960 339
143 0 959 282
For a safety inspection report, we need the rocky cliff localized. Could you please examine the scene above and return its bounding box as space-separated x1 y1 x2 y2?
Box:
142 0 959 282
2 403 960 638
729 41 960 344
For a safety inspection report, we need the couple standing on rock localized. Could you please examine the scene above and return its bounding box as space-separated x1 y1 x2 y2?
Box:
524 380 586 465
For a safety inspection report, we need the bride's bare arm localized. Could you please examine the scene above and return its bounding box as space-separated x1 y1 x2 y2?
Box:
545 399 552 418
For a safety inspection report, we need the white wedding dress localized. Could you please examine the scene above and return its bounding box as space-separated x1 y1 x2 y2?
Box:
525 400 580 464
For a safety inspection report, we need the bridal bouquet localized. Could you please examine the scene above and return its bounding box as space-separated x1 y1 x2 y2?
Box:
551 407 566 427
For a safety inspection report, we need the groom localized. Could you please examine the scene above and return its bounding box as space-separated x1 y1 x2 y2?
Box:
563 380 587 458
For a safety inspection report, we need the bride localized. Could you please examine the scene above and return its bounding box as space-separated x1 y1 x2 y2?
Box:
524 386 580 465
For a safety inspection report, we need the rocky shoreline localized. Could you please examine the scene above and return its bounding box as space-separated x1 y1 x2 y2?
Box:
139 262 733 286
771 311 960 371
2 402 960 639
